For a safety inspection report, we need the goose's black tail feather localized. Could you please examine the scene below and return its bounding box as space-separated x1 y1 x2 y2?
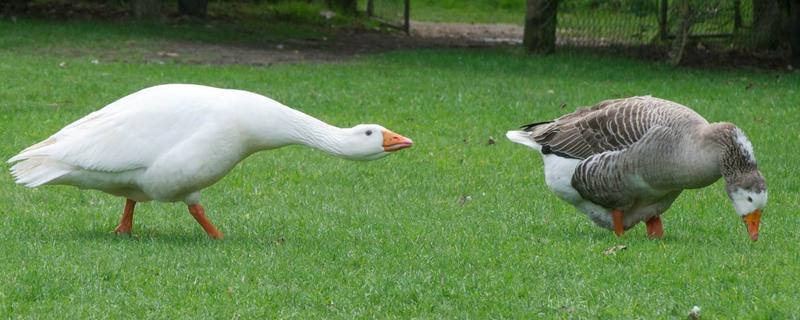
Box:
519 121 553 131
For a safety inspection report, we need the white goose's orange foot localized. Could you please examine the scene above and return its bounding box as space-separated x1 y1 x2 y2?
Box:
113 199 136 235
645 216 664 239
188 204 223 239
113 224 132 234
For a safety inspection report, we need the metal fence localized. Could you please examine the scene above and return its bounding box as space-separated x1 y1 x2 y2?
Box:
557 0 754 47
354 0 787 64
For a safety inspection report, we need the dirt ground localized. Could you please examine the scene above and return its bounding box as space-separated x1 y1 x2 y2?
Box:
120 21 525 66
126 21 790 70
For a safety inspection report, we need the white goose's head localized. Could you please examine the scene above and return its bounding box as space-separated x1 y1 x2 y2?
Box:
337 124 413 161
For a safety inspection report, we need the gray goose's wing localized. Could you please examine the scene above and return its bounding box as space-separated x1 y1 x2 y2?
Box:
522 96 680 160
570 125 677 209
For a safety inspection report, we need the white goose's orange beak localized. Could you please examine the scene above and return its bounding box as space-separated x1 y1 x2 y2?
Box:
743 209 761 241
382 130 413 152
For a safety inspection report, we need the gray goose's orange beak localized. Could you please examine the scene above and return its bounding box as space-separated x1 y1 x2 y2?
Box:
743 209 761 241
382 130 413 152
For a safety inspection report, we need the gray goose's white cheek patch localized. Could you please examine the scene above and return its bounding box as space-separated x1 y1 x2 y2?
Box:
730 188 767 216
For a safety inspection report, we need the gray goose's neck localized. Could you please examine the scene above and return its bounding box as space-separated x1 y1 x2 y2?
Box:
704 122 759 179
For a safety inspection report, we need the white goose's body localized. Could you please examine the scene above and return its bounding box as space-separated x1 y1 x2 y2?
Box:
507 96 767 240
9 84 413 238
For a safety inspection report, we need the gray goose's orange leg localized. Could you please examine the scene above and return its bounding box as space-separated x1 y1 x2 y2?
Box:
611 209 625 236
114 199 136 234
187 204 223 239
645 216 664 239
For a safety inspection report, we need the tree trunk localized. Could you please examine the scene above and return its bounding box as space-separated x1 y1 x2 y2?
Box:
523 0 559 54
750 0 786 49
790 0 800 67
130 0 160 19
178 0 208 18
330 0 357 15
366 0 374 16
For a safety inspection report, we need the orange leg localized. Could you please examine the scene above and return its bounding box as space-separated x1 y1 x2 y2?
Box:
187 204 223 239
611 209 625 236
645 216 664 239
114 199 136 234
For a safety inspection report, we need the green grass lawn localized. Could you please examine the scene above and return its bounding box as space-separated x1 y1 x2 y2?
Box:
1 18 800 318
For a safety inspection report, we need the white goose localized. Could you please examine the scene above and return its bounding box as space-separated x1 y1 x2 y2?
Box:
506 96 766 240
8 84 413 239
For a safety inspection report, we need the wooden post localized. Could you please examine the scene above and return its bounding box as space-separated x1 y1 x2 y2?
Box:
330 0 357 15
130 0 160 19
403 0 410 34
733 0 742 34
659 0 668 40
367 0 374 17
178 0 208 18
791 0 800 67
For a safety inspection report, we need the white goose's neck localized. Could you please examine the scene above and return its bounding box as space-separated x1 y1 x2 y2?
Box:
241 99 350 158
285 109 350 157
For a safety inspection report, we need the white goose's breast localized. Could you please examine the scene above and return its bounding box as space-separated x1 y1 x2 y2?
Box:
139 135 248 201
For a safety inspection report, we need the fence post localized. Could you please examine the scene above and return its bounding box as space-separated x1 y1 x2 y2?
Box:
130 0 160 19
178 0 208 18
733 0 742 34
659 0 668 40
791 1 800 67
403 0 410 34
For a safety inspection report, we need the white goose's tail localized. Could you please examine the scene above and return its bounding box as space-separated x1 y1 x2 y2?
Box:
8 139 73 188
505 130 543 151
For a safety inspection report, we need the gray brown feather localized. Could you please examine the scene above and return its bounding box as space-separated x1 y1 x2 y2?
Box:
523 96 706 160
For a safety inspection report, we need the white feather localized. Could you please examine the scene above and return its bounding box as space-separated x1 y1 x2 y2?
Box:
733 128 756 163
505 130 541 151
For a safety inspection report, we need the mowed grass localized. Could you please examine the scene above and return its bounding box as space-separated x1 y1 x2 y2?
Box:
1 19 800 318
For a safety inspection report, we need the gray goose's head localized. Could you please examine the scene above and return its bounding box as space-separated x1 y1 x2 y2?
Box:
714 123 767 241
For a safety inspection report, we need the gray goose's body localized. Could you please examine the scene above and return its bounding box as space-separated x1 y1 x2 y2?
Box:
507 96 767 240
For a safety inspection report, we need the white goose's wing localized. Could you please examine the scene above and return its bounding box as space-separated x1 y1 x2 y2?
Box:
8 87 211 187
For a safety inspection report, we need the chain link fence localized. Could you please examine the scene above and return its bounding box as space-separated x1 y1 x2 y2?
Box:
337 0 792 66
554 0 793 66
557 0 759 47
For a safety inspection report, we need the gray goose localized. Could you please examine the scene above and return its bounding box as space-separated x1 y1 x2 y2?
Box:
506 96 767 240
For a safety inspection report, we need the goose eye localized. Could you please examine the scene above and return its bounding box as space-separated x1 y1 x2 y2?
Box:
365 130 373 136
747 196 753 203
